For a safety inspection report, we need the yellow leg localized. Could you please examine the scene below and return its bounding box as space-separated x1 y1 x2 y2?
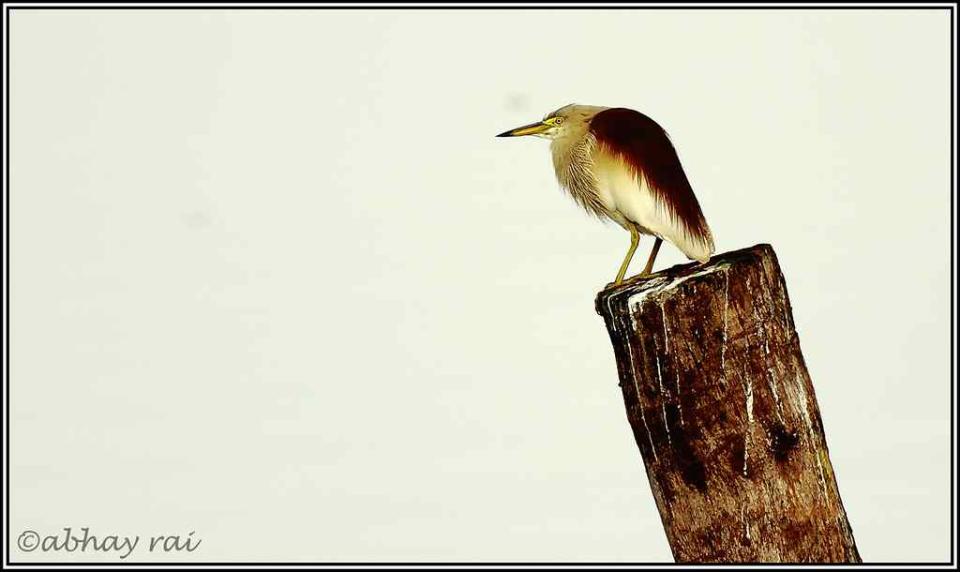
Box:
641 237 663 276
614 226 640 285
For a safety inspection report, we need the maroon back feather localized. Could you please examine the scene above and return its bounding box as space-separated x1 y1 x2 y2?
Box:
589 108 712 244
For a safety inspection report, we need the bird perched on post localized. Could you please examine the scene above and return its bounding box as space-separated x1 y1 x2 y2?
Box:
497 104 715 285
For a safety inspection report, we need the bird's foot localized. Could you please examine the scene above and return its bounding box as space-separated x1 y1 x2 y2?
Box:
604 270 654 290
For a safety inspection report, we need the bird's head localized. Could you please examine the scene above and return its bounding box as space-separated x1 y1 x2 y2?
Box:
496 104 598 140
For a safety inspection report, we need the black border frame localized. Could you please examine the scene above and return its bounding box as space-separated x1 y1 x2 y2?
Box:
2 2 956 567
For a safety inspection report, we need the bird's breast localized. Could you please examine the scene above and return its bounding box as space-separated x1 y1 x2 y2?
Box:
550 130 666 234
550 132 616 219
592 148 669 237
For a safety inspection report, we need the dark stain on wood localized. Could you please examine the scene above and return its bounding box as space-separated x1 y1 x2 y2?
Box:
768 422 800 463
665 402 708 492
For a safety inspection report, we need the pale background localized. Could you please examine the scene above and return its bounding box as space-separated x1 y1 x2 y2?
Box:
8 8 953 563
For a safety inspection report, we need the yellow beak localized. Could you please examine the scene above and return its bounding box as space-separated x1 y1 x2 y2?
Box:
496 120 550 138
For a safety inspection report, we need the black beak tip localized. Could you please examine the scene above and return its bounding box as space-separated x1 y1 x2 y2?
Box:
495 130 513 138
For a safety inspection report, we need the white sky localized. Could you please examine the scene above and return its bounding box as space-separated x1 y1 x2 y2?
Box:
9 8 953 563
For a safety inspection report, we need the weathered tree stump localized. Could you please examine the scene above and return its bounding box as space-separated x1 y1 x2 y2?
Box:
596 244 859 563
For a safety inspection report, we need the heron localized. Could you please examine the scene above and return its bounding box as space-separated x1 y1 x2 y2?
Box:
497 104 715 285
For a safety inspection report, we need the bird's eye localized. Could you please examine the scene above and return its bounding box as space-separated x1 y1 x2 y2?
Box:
554 117 564 125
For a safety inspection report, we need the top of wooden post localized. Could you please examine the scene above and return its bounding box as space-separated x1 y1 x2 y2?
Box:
596 243 779 318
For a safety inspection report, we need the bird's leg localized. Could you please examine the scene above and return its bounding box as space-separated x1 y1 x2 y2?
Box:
614 226 640 285
641 237 663 276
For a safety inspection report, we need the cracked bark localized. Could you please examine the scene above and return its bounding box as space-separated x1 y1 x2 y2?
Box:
596 244 860 563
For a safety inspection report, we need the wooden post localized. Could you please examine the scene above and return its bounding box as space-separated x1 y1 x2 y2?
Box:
596 244 860 563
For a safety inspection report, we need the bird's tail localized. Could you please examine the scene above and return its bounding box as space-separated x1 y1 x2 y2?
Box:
674 225 715 263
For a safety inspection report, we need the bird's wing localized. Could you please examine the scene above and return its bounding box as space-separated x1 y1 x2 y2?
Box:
589 108 715 260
